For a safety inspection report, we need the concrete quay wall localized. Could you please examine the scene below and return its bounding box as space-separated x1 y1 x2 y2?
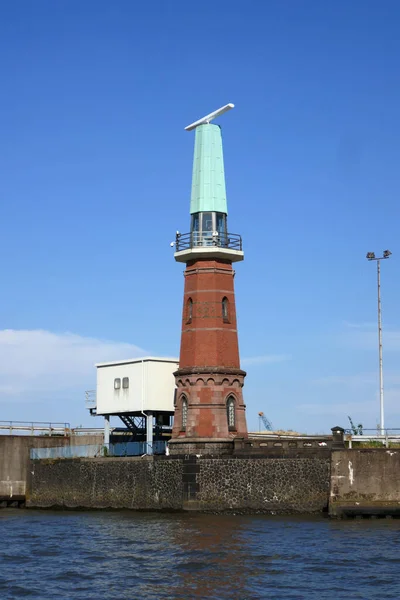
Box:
329 448 400 518
28 456 184 510
194 457 330 512
0 434 103 505
27 454 330 513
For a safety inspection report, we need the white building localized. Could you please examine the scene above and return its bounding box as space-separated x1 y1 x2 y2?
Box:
87 357 179 453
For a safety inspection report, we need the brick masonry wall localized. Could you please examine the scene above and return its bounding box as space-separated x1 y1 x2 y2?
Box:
172 371 247 439
179 259 240 369
28 455 330 513
173 257 248 440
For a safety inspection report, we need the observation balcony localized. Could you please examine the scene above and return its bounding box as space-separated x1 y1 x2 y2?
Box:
174 231 244 263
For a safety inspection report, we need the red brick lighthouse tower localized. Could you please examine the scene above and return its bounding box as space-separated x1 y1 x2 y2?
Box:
169 104 248 455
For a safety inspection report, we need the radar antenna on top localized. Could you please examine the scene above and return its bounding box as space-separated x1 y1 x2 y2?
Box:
185 103 234 131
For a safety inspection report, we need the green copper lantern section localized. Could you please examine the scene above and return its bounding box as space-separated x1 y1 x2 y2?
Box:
190 124 228 215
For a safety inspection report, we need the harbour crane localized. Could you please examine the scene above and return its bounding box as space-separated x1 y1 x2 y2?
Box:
258 411 273 431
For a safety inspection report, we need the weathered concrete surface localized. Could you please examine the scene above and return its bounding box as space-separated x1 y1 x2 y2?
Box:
0 435 102 505
330 449 400 517
28 455 330 513
27 457 184 509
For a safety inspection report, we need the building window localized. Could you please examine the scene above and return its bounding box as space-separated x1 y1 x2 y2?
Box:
191 213 200 232
186 298 193 324
203 212 213 232
227 396 235 429
190 212 227 247
222 297 230 323
114 378 121 390
215 213 226 236
181 396 188 430
122 377 129 389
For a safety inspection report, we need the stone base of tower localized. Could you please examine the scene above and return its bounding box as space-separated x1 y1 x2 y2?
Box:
171 368 248 454
168 437 235 456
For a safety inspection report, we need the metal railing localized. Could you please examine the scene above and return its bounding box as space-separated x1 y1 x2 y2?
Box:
85 390 96 408
345 428 400 435
345 428 400 448
71 427 107 435
0 421 71 436
30 441 167 459
111 441 166 456
30 444 104 459
175 231 242 252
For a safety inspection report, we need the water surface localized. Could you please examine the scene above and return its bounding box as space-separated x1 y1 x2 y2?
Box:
0 510 399 599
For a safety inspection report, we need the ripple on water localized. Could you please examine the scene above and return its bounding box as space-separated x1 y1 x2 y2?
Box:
0 511 400 599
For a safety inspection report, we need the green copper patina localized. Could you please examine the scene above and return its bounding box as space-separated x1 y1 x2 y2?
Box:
190 124 228 215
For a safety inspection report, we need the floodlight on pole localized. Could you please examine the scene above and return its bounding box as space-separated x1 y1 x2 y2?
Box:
366 249 392 435
185 103 234 131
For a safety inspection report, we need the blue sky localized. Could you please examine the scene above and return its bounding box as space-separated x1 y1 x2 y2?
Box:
1 0 399 433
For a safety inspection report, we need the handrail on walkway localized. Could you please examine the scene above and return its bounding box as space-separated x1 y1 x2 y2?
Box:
0 421 71 436
30 441 167 459
345 428 400 449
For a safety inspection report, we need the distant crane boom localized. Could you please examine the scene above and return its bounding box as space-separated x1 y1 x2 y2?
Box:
258 411 273 431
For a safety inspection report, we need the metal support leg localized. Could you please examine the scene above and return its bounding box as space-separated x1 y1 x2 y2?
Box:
104 415 110 448
146 412 153 455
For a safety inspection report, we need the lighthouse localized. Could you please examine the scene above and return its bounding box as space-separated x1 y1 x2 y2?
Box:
169 104 248 455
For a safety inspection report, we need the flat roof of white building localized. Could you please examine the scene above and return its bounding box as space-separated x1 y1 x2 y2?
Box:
95 356 179 368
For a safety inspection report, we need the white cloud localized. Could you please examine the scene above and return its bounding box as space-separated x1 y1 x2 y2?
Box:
242 354 291 366
299 389 400 420
298 400 377 418
0 329 147 401
342 321 376 329
340 321 400 352
312 373 377 387
312 373 400 387
299 370 400 426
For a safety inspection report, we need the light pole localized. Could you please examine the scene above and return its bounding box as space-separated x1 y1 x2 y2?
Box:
366 250 392 435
